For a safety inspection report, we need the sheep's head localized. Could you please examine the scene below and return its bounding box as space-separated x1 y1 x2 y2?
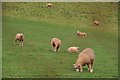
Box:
94 20 99 25
73 64 83 72
77 31 79 33
78 64 83 72
77 31 80 35
75 47 80 53
20 33 24 35
20 33 24 39
73 64 80 72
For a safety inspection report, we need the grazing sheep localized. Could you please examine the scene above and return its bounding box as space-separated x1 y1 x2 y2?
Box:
77 31 86 37
50 38 61 52
46 3 53 8
15 33 24 46
73 48 95 73
94 20 100 26
68 47 79 53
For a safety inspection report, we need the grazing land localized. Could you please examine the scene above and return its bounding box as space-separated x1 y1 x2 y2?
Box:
2 2 118 78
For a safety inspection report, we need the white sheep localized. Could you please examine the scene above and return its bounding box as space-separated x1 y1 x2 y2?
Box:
50 38 61 52
77 31 86 37
73 48 95 73
46 3 53 8
15 33 24 46
68 47 79 53
94 20 100 26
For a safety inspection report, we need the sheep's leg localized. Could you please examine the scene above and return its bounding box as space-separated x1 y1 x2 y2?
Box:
88 64 93 73
80 68 83 72
88 64 91 72
56 45 60 52
54 47 57 52
53 46 57 52
21 41 23 46
79 65 83 72
91 62 94 72
19 40 23 46
19 41 21 46
87 64 90 71
52 42 56 51
21 40 24 46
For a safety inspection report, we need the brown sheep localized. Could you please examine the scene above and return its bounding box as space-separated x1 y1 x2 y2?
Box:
68 47 79 53
50 38 61 52
15 33 24 46
73 48 95 73
77 31 86 37
94 20 100 26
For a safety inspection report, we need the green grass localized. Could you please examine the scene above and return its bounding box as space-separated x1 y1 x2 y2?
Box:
2 2 118 78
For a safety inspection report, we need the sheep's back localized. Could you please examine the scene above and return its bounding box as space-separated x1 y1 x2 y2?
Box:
51 38 61 45
76 53 90 66
82 48 95 60
68 47 77 53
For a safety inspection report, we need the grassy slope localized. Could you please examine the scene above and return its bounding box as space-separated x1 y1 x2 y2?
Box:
2 2 118 78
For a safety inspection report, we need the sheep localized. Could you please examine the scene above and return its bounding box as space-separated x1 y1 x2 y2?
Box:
50 38 61 52
46 3 53 8
68 47 79 53
77 31 86 37
73 48 95 73
15 33 24 46
94 20 100 26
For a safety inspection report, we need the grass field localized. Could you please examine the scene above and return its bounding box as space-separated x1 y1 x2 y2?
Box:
2 2 118 78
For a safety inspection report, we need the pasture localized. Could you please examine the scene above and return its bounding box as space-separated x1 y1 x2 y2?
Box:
2 2 118 78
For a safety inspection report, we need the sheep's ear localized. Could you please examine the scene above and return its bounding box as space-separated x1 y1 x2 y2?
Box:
21 33 24 35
